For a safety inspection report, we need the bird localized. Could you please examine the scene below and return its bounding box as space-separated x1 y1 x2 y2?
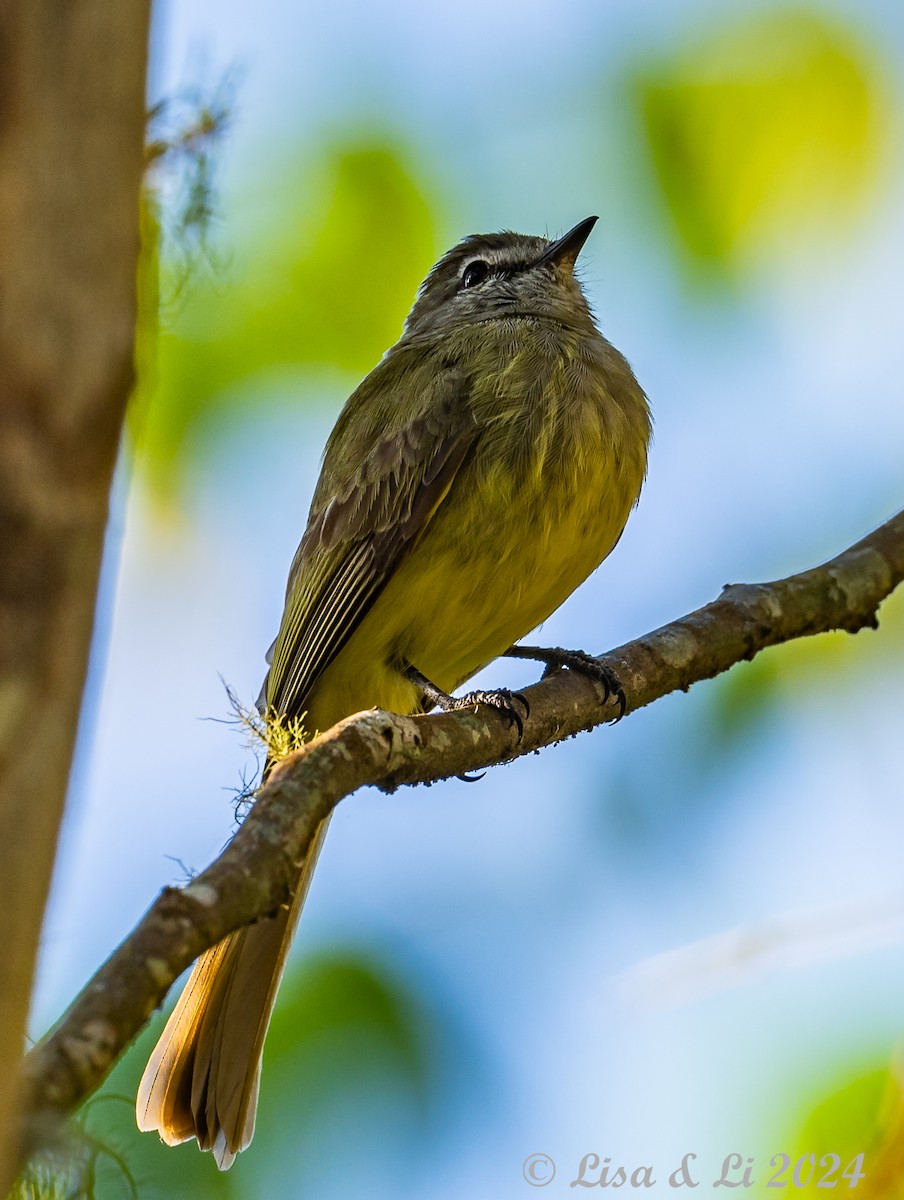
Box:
136 215 652 1167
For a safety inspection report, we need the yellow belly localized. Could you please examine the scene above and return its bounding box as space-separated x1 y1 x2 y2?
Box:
302 421 641 735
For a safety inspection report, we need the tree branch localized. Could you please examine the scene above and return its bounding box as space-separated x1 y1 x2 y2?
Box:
21 507 904 1156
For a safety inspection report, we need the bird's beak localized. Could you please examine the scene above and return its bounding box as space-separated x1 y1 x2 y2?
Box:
536 215 598 272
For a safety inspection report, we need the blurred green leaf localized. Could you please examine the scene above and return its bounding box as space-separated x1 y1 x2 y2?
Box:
789 1063 904 1200
133 137 440 491
709 650 785 746
797 1066 891 1159
262 949 438 1104
632 7 890 275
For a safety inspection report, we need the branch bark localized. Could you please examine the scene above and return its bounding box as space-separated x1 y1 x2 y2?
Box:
19 507 904 1161
0 3 150 1190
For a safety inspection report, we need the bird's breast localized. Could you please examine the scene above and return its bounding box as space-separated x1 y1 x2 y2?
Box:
302 325 649 731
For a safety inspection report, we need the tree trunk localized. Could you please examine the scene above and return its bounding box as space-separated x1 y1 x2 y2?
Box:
0 2 150 1188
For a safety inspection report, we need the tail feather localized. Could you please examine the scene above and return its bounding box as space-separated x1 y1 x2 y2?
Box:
137 816 331 1168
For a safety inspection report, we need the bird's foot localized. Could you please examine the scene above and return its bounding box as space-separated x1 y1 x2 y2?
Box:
445 687 530 741
504 644 626 720
406 665 530 742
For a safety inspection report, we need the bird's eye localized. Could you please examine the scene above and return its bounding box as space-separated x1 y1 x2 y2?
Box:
461 260 489 289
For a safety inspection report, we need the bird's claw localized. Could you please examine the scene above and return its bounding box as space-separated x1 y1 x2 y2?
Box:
533 647 626 720
457 770 487 783
450 687 530 742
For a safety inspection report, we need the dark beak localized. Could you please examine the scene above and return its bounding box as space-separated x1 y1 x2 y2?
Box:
536 215 598 271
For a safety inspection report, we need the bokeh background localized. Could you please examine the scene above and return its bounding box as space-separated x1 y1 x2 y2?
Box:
29 0 904 1196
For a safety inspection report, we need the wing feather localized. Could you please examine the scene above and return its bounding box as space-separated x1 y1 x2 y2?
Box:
262 364 474 719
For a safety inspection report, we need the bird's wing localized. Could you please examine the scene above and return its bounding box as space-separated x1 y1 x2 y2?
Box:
261 363 474 720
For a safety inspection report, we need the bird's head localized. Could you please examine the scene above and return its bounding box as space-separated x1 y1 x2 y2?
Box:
402 216 599 339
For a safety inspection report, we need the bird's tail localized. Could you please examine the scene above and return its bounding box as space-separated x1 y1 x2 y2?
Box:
136 816 331 1169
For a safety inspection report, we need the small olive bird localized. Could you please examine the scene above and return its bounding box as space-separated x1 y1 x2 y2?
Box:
137 216 651 1167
